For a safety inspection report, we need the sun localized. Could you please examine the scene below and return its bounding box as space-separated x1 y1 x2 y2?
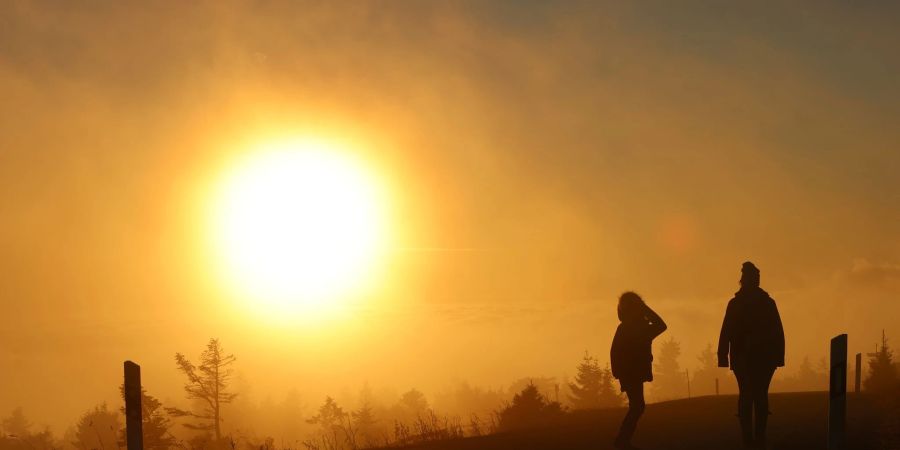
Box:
208 136 390 317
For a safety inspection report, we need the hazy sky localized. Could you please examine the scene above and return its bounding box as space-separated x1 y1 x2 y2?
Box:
1 1 898 433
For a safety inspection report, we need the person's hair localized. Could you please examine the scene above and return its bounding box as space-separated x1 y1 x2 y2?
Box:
618 291 644 322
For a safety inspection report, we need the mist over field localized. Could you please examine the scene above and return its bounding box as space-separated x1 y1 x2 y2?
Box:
1 1 898 445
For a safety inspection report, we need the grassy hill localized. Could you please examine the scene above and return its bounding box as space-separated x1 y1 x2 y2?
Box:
391 392 893 450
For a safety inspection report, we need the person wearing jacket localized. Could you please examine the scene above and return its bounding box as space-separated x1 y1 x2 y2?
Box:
610 292 667 450
718 261 785 448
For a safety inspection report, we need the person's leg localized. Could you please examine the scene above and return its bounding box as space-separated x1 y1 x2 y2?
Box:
753 368 776 444
616 382 645 447
734 370 754 445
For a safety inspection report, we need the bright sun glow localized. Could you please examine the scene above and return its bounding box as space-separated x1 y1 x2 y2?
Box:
209 136 389 318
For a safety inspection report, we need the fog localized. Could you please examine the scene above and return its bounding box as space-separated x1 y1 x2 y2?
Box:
1 0 898 438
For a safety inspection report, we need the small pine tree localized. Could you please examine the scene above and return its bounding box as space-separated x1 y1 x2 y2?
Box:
2 407 32 437
568 352 604 409
351 400 377 444
599 365 622 408
507 377 558 402
391 388 430 425
73 404 121 450
307 397 347 431
653 337 686 400
118 386 176 450
865 330 898 393
1 409 57 450
399 389 429 415
690 344 719 396
497 383 564 431
567 352 621 409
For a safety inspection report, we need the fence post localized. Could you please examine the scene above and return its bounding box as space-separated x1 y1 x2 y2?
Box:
685 369 691 398
828 334 847 450
124 361 144 450
854 353 862 394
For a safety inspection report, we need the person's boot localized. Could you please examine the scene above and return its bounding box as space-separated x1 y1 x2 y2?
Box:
753 409 770 448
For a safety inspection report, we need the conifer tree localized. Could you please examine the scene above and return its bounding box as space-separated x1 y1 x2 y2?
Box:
118 386 176 450
599 364 622 408
73 404 121 450
652 336 686 400
498 384 563 431
307 397 349 449
568 352 621 408
865 330 898 393
1 407 32 437
351 400 377 444
568 352 603 409
690 344 719 396
399 389 429 416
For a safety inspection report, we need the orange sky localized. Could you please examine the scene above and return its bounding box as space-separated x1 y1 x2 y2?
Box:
1 1 898 433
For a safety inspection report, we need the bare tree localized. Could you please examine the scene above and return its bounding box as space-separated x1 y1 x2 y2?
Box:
168 338 237 441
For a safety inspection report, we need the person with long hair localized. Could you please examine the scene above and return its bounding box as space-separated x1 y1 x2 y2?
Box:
610 291 667 449
718 261 785 448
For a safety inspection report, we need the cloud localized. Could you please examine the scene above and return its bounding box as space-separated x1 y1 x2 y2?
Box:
848 258 900 287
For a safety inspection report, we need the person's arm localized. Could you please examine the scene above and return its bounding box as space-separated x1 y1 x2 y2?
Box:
718 302 733 367
773 300 785 367
642 302 667 339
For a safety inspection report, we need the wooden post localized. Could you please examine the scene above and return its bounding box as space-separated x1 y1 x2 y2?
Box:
685 369 691 398
854 353 862 394
124 361 143 450
828 334 847 450
715 378 719 396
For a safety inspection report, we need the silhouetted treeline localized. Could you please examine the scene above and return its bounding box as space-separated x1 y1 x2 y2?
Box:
0 408 56 450
4 334 899 450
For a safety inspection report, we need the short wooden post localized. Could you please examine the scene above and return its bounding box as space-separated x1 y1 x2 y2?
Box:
828 334 847 450
854 353 862 394
124 361 144 450
715 378 719 396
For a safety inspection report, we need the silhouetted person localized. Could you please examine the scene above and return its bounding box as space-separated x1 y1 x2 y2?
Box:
718 262 785 448
611 292 667 450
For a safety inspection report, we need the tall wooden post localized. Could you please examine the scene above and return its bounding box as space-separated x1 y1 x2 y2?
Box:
854 353 862 394
685 369 691 398
828 334 847 450
124 361 144 450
